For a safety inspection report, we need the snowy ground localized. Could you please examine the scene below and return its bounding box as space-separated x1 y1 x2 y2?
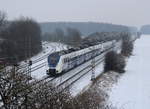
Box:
109 35 150 109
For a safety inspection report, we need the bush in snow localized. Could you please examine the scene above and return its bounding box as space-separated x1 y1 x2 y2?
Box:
72 87 106 109
71 85 119 109
104 51 126 73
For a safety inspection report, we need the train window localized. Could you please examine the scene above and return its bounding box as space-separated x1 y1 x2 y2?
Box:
67 58 70 62
64 58 65 63
64 58 67 63
65 58 67 62
64 58 69 63
50 57 58 64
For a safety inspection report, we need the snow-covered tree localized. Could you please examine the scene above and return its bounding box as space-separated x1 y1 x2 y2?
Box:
0 68 32 109
27 81 72 109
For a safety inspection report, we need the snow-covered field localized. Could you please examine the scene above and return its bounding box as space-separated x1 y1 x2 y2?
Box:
109 35 150 109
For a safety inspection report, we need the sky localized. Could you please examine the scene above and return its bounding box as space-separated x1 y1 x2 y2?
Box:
0 0 149 27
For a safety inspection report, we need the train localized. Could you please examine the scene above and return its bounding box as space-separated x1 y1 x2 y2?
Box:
46 40 119 76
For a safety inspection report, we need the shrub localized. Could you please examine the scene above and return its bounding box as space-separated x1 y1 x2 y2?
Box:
104 51 126 73
73 88 106 109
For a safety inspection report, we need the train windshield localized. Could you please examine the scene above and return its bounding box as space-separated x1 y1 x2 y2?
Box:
48 53 60 67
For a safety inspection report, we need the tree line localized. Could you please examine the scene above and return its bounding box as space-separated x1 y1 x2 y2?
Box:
0 11 42 64
40 22 134 36
42 27 82 47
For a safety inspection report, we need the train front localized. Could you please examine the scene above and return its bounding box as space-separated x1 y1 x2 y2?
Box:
47 52 61 76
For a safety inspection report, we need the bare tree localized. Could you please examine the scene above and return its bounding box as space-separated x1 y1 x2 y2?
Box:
55 28 65 42
2 17 42 62
66 28 82 46
104 51 126 73
0 11 6 29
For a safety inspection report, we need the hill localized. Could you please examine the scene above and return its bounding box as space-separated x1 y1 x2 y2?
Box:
40 22 137 36
141 25 150 34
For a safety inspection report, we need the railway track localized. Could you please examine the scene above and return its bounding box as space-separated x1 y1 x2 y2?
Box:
33 47 113 100
21 43 68 78
19 43 68 76
0 42 121 108
18 44 56 69
57 57 104 90
30 41 121 90
56 43 121 92
20 45 112 92
38 45 118 89
8 45 108 98
0 43 57 78
33 43 120 86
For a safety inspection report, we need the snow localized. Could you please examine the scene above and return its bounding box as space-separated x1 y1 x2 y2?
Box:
109 35 150 109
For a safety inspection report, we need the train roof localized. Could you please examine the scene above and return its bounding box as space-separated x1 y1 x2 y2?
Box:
49 32 122 56
51 41 106 56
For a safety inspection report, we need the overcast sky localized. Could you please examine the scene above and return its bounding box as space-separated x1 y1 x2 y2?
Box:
0 0 149 27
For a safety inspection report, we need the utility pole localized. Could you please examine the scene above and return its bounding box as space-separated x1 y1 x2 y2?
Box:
12 60 19 109
28 60 32 79
28 35 32 79
90 46 95 81
91 56 95 81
